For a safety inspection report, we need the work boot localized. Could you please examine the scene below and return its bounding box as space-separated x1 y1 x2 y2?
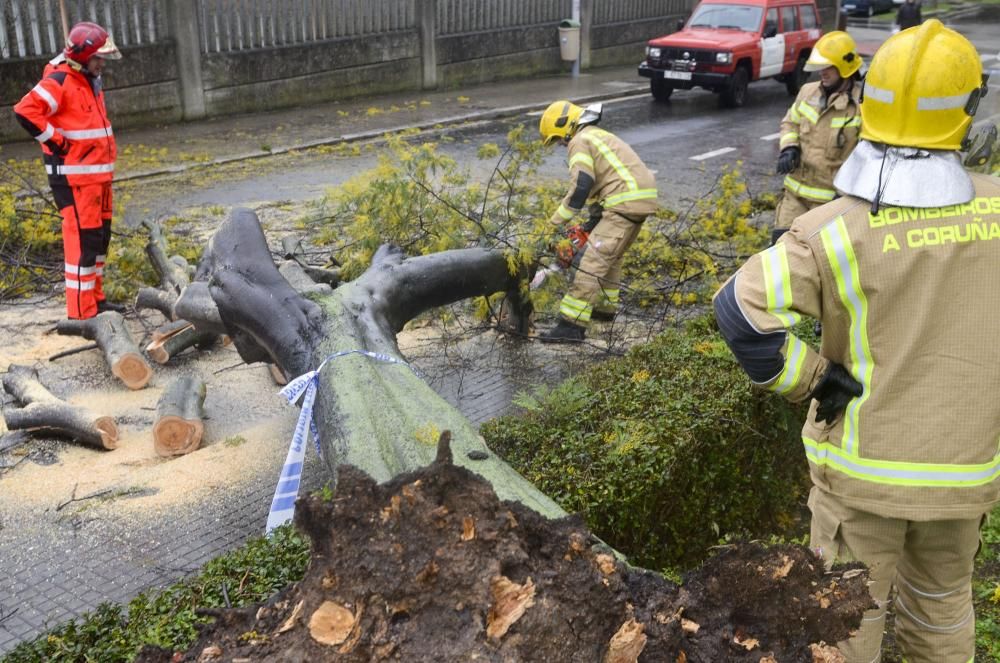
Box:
97 300 126 314
590 309 616 322
539 318 586 344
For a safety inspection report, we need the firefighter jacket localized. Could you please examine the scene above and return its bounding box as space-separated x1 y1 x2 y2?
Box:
550 126 658 226
713 173 1000 521
779 80 860 205
13 55 116 188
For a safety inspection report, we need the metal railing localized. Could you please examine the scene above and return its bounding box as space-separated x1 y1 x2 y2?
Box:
198 0 416 53
436 0 569 36
0 0 166 60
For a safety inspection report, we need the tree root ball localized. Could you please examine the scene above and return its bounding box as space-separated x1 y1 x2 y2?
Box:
138 445 873 662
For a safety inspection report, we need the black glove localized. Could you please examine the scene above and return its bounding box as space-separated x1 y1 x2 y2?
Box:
809 362 863 424
46 135 71 156
776 146 801 175
584 203 603 232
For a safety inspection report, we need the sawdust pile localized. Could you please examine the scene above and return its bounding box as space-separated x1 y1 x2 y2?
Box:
137 435 873 663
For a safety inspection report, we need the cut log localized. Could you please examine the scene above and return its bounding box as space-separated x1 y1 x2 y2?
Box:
135 286 178 320
153 375 207 457
150 319 195 344
278 261 333 296
56 312 153 390
1 364 118 449
176 207 552 516
142 219 191 293
145 323 219 365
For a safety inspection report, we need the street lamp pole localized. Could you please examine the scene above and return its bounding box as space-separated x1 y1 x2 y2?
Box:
572 0 581 77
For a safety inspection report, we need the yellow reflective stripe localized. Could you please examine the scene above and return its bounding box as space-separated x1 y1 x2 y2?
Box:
830 117 861 129
771 335 808 395
557 204 576 220
779 132 799 148
789 106 801 122
559 295 592 322
583 133 638 190
797 101 819 124
783 175 836 202
603 189 657 207
819 217 873 457
569 152 595 171
599 288 620 305
803 437 1000 487
761 243 802 328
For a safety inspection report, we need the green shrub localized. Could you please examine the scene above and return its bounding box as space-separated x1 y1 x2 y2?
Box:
482 315 810 570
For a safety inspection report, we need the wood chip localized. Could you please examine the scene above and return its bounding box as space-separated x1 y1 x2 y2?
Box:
810 642 846 663
773 555 795 579
596 553 616 576
734 631 760 650
308 601 356 646
841 568 864 580
681 618 700 634
676 652 687 663
277 600 304 634
196 645 222 662
486 576 536 640
603 618 647 663
461 516 476 541
760 656 779 663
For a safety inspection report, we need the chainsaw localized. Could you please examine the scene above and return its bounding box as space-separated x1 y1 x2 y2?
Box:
530 209 601 290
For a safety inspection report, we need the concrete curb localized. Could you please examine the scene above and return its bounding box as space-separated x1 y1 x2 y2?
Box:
113 85 649 186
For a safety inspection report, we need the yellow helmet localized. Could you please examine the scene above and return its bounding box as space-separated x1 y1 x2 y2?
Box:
804 31 861 78
861 19 986 150
539 100 584 146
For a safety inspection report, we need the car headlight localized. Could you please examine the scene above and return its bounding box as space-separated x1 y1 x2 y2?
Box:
647 47 662 58
716 52 732 64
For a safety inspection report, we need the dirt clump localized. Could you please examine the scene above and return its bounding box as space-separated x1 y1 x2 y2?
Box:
137 434 873 662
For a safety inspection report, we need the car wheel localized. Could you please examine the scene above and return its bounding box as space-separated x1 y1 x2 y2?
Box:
785 55 808 95
721 66 749 108
650 77 674 102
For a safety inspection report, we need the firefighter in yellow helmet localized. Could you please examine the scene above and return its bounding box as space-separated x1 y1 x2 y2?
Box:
536 100 658 342
773 31 863 244
714 20 996 662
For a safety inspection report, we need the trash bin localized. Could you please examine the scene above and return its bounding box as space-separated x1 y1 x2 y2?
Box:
558 19 581 62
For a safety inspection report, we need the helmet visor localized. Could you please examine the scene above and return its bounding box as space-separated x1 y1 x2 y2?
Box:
96 35 122 60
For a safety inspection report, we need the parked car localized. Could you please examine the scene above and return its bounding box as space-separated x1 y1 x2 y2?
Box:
638 0 823 107
842 0 895 17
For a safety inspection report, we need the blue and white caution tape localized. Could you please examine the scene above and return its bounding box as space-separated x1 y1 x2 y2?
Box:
265 349 418 533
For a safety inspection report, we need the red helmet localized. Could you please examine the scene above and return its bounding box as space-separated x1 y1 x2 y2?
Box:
64 22 121 65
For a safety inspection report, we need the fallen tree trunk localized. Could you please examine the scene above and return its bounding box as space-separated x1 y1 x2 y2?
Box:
145 323 219 365
1 364 118 449
176 207 556 516
143 219 191 294
153 375 207 457
56 312 153 390
135 286 178 320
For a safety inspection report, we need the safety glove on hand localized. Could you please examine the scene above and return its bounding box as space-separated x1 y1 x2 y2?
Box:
776 146 801 175
47 135 71 156
809 362 863 424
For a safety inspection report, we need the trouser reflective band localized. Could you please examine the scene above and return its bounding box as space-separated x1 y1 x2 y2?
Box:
59 182 113 319
597 288 620 310
559 294 592 324
783 175 836 202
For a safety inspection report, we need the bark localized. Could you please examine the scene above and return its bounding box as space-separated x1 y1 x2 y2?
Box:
135 286 178 320
143 219 191 293
153 375 207 457
1 364 118 449
145 322 219 365
56 312 153 390
178 208 553 516
277 261 333 297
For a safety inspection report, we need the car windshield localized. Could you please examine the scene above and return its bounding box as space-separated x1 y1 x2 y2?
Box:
687 4 765 31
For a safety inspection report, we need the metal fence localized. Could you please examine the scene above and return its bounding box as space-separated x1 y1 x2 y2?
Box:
594 0 686 26
0 0 166 60
436 0 569 36
198 0 416 53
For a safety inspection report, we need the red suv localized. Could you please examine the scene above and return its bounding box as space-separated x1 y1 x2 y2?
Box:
638 0 822 107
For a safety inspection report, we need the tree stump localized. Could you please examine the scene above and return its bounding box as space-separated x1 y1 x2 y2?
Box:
56 312 153 390
1 364 118 449
153 375 207 457
145 323 219 365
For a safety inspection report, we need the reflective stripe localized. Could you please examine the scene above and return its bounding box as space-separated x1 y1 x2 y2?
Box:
830 117 861 128
819 217 872 457
603 189 657 207
95 266 104 276
65 279 96 291
65 263 97 276
57 127 113 139
917 92 971 111
803 437 1000 487
896 574 965 599
36 123 55 143
761 243 802 328
783 175 836 202
896 595 974 633
789 106 802 122
797 101 819 124
45 163 115 175
582 131 638 190
569 152 595 171
864 84 895 104
779 131 799 148
32 83 58 114
557 203 576 220
599 288 620 305
771 335 808 395
559 294 592 322
96 255 106 263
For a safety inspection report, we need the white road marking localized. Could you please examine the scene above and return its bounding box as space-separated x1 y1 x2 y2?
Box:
690 147 737 161
760 132 782 141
